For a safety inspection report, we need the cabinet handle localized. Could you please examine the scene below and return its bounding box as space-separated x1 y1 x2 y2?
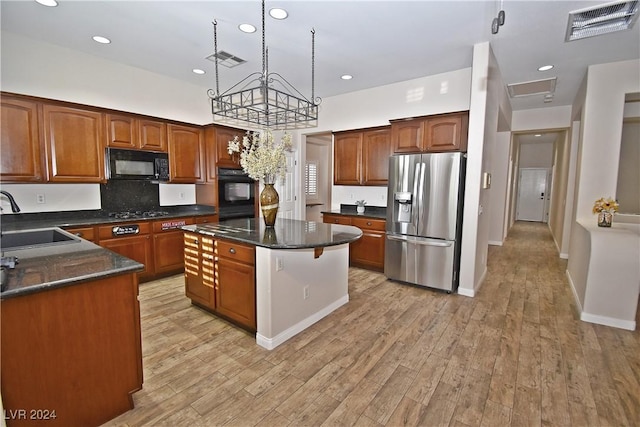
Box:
75 232 83 237
366 221 372 226
334 219 339 223
229 248 236 254
194 239 199 244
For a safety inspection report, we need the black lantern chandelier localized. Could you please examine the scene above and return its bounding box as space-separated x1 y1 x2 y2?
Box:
207 0 321 129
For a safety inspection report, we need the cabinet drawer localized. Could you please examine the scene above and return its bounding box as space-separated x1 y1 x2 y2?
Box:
323 214 352 225
98 222 151 240
64 226 96 242
216 240 255 265
351 217 386 232
152 217 195 233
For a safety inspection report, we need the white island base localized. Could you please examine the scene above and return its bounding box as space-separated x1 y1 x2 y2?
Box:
255 243 350 350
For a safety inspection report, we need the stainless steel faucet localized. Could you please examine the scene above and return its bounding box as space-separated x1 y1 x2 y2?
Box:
0 191 21 213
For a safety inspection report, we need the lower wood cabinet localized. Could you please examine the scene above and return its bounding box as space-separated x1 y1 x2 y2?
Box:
183 232 256 331
322 213 386 272
99 224 155 281
152 217 195 275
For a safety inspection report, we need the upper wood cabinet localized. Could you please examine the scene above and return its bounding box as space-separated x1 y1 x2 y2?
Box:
0 97 44 182
334 126 390 186
168 123 204 183
391 111 469 153
333 131 362 185
215 126 246 169
42 104 105 182
105 114 167 152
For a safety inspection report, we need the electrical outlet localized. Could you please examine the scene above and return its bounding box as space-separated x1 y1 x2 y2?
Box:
276 257 284 271
36 194 46 204
303 286 310 300
179 192 185 200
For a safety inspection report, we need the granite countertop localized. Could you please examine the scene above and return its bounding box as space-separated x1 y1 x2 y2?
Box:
182 218 363 249
321 204 387 220
0 205 217 232
1 228 143 299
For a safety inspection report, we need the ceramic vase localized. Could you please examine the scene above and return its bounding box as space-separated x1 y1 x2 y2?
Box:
597 211 613 227
260 183 279 227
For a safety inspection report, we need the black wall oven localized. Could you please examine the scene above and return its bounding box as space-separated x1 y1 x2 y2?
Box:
217 168 256 220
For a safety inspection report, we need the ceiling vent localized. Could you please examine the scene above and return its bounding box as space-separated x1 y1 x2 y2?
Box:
507 77 557 98
566 0 639 41
206 51 246 68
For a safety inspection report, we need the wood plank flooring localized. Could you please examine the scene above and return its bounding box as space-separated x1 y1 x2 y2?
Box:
103 221 640 426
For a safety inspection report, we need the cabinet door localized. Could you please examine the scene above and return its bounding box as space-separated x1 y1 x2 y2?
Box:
43 104 104 182
183 232 215 309
203 125 217 182
168 124 204 183
362 128 391 186
105 113 136 149
350 218 386 271
138 119 167 152
334 132 362 185
215 126 245 169
391 119 424 153
100 235 154 280
64 226 96 242
424 114 464 152
0 97 44 182
154 230 185 274
196 215 219 224
216 257 256 331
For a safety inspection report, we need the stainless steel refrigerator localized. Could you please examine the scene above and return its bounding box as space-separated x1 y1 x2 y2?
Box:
385 152 466 292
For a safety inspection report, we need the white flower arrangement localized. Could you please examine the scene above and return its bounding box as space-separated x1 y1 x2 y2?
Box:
227 130 292 183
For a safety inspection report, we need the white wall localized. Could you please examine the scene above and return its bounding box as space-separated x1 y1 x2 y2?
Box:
512 106 572 131
0 32 211 212
519 141 554 168
488 131 511 245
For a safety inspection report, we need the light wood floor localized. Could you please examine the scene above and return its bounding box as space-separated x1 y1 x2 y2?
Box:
104 221 640 426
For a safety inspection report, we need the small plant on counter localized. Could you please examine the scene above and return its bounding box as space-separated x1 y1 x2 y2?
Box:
355 200 367 207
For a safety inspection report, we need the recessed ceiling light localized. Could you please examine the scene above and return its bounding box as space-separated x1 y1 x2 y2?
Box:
538 65 554 71
92 36 111 44
341 75 353 80
269 8 288 20
238 23 256 33
192 69 206 75
35 0 58 6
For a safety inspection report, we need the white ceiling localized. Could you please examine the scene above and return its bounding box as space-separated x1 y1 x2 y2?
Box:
1 0 639 114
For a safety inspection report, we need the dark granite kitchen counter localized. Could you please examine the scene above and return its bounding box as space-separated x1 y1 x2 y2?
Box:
0 204 217 232
183 218 362 249
1 228 143 299
321 204 387 220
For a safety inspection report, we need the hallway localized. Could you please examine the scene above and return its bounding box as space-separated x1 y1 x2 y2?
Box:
105 221 640 426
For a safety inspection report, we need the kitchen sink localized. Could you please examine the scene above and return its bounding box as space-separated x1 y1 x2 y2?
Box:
1 228 81 251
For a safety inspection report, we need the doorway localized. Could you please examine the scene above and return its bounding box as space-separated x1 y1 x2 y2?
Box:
516 167 549 222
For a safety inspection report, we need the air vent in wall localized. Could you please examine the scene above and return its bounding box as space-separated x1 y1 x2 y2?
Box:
566 0 639 41
206 51 246 68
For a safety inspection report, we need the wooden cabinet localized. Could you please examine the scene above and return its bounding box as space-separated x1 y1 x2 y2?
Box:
64 225 97 242
391 111 469 153
215 239 256 331
362 128 391 185
214 125 246 169
152 217 195 275
105 113 167 152
322 213 386 272
196 214 219 224
183 233 256 331
0 96 44 182
334 126 390 186
184 231 216 309
98 222 154 280
333 131 362 185
349 217 386 272
42 104 105 182
168 123 204 183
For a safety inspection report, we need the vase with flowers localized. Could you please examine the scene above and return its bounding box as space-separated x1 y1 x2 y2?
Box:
592 197 619 227
228 130 292 226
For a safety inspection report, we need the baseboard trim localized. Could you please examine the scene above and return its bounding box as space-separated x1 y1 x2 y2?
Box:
256 295 349 350
566 269 583 315
488 240 503 246
458 266 487 298
559 252 569 259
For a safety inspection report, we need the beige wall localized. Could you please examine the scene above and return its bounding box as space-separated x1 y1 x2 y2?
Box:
617 119 640 214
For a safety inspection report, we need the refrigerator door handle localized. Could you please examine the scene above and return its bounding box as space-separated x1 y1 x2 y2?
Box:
386 234 453 247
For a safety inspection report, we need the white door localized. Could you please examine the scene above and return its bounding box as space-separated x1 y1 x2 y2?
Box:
276 151 297 220
516 168 548 222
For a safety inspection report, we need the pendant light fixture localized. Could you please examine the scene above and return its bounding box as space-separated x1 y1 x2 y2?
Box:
207 0 321 129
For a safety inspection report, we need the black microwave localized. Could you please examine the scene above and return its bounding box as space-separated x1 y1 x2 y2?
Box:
106 148 170 181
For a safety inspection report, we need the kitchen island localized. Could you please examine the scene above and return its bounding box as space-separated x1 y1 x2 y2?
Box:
1 228 144 427
182 218 362 349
